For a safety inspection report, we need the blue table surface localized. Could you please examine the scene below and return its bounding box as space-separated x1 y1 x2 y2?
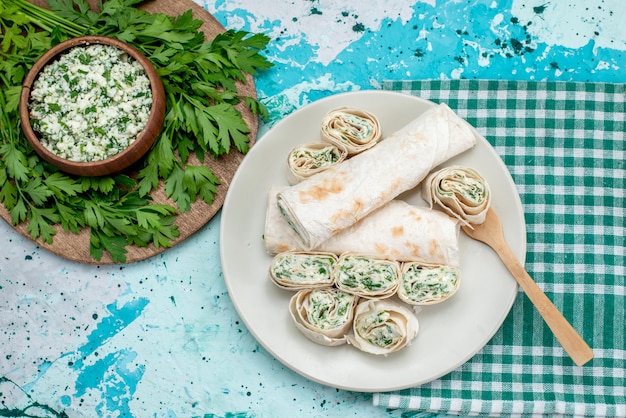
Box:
1 1 624 417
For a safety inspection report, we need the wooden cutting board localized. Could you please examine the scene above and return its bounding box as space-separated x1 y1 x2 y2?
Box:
0 0 259 264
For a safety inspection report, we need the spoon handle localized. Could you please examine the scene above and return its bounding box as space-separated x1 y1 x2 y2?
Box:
493 241 595 366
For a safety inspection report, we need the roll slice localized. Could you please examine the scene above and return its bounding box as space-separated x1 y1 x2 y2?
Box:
334 254 400 299
289 287 359 346
422 166 491 227
270 251 337 290
347 299 419 355
286 142 348 184
398 262 461 305
320 106 381 155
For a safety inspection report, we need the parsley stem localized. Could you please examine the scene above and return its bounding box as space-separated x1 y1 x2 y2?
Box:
4 0 87 37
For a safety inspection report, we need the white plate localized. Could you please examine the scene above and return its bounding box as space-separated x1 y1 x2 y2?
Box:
220 91 526 392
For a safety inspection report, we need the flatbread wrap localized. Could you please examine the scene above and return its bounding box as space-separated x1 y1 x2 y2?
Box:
269 251 337 290
286 142 348 184
398 262 461 305
276 103 476 250
347 298 419 355
422 166 491 228
320 106 381 155
333 254 401 299
265 186 461 267
289 287 359 346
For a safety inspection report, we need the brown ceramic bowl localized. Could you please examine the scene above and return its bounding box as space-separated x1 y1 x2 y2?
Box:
19 36 166 177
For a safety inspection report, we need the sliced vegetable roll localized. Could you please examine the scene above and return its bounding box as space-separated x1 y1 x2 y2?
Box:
286 142 348 184
347 299 419 355
289 287 359 346
334 254 400 299
320 106 381 155
270 252 337 290
398 262 461 305
422 166 491 227
277 104 476 251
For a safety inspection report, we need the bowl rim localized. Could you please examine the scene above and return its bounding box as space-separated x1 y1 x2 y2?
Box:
19 35 166 177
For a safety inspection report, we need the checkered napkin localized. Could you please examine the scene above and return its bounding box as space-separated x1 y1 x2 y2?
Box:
374 80 626 417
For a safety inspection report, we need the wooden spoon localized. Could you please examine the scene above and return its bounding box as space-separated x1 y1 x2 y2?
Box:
462 208 594 366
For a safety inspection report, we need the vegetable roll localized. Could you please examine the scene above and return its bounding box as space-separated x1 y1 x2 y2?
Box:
347 299 419 355
334 254 400 299
320 106 381 155
422 166 491 228
265 186 461 267
276 103 476 250
286 142 347 184
398 262 461 305
269 251 337 290
289 287 359 346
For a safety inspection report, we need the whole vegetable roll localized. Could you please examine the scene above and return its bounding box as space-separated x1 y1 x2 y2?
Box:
286 142 348 185
398 262 461 305
334 254 400 299
320 106 381 155
422 166 491 227
265 187 461 266
289 287 359 346
276 103 475 250
347 299 419 355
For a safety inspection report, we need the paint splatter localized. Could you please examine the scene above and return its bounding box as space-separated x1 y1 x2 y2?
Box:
493 16 537 58
533 3 549 15
0 377 69 418
352 22 365 32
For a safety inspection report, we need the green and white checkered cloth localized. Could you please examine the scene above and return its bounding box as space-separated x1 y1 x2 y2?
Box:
375 80 625 417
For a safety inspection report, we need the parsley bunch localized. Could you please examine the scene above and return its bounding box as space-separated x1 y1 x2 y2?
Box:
0 0 272 262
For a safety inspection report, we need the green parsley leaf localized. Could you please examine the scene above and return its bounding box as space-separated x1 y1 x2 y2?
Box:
55 199 84 234
43 172 82 198
0 143 30 182
26 206 59 244
47 0 99 27
164 164 191 212
90 229 128 263
183 165 220 206
22 176 54 206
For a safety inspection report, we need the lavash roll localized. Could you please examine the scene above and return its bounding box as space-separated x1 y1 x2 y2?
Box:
333 254 401 299
269 251 337 290
265 186 461 267
289 287 359 346
286 142 348 184
347 298 419 355
320 106 382 155
422 166 491 227
276 103 476 251
398 262 461 305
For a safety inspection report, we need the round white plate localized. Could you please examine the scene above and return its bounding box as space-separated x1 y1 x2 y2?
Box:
220 91 526 392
